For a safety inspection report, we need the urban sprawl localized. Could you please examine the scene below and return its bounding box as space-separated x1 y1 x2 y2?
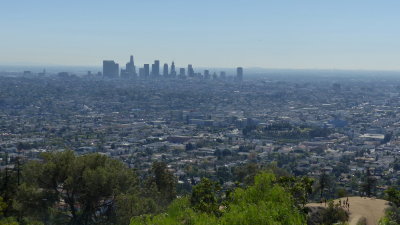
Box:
1 57 400 199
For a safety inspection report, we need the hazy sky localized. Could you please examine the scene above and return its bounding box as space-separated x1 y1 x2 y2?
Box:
1 0 400 70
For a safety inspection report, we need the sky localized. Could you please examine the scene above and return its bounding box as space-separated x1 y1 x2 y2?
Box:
1 0 400 70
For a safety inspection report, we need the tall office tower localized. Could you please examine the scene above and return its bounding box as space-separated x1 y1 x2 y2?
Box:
163 63 169 77
187 64 194 77
103 60 119 78
204 70 210 79
139 68 145 77
170 61 176 77
179 68 186 77
152 60 160 77
212 72 218 80
125 55 136 76
144 64 150 77
220 71 226 79
120 68 128 78
236 67 243 81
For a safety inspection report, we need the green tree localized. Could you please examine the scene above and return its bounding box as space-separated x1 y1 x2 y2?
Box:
277 176 314 209
0 165 18 217
190 178 221 215
361 168 376 197
0 217 19 225
318 172 330 200
385 187 400 207
216 166 232 183
114 194 159 225
147 162 177 206
232 163 260 185
0 197 6 216
0 197 19 225
130 197 218 225
381 187 400 224
19 151 138 225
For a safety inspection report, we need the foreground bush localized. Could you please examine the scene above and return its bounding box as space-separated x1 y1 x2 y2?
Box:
130 172 306 225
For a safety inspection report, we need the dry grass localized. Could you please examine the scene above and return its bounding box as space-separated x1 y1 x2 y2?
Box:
307 197 389 225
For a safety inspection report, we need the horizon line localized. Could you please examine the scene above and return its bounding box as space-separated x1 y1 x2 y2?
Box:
1 63 400 74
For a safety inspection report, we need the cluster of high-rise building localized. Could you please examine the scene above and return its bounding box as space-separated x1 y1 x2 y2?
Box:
103 55 243 81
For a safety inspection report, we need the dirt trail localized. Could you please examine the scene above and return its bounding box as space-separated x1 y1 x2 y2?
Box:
307 197 389 225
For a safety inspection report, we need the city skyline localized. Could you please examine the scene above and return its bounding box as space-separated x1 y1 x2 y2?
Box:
1 1 400 70
103 55 244 80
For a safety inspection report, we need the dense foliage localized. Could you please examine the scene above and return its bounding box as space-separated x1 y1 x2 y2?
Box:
380 187 400 225
0 151 359 225
0 151 176 225
131 172 307 225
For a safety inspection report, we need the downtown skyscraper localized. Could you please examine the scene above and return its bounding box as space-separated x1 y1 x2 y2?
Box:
121 55 137 78
152 60 160 77
170 61 176 77
103 60 119 77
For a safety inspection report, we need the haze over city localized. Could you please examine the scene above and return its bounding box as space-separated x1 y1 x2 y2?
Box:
1 0 400 70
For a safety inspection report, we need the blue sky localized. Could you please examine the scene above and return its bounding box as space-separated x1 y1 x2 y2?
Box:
1 0 400 70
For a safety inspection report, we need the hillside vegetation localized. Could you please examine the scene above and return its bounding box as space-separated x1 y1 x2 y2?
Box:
131 173 306 225
1 151 396 225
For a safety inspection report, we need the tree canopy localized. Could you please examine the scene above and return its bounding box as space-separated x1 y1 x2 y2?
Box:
22 151 138 224
131 172 307 225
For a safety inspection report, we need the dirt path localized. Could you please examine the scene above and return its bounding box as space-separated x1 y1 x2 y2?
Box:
307 197 389 225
